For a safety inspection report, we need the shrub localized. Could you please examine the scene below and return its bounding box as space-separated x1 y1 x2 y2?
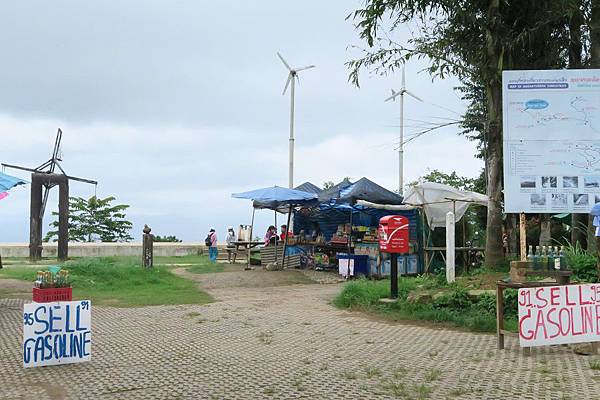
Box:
475 292 496 314
503 289 518 317
432 287 472 311
564 243 598 283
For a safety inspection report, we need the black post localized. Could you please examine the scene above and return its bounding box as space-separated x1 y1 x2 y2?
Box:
390 253 398 299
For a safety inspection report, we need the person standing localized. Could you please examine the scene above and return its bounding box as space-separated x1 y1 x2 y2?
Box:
225 226 236 263
206 228 218 263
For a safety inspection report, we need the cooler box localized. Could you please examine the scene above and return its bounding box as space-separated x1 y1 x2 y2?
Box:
381 256 411 276
338 254 369 277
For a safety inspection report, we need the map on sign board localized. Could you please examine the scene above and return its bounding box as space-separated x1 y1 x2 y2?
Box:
23 300 91 368
502 69 600 213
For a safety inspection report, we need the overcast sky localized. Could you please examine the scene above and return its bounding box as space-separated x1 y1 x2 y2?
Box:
0 1 482 242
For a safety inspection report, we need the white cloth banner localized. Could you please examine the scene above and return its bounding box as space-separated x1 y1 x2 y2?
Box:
403 182 488 229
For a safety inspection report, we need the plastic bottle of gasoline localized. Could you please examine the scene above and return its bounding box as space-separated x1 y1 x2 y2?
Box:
527 245 534 265
541 246 548 270
552 246 560 270
534 246 541 270
559 246 566 270
547 246 555 271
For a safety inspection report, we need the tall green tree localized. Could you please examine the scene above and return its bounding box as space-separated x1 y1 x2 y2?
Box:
347 0 581 267
45 195 133 243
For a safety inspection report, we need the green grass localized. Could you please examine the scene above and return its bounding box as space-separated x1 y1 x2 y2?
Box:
334 277 518 333
0 257 212 307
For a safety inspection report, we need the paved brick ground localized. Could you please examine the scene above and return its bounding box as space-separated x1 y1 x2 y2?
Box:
2 275 600 399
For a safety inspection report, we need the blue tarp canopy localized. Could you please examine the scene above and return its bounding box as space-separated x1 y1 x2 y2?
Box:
0 172 27 192
232 185 319 210
319 177 403 206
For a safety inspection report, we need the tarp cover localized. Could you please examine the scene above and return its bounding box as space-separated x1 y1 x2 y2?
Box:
232 185 318 210
319 177 403 205
295 182 322 194
0 172 27 192
318 178 353 203
403 181 488 229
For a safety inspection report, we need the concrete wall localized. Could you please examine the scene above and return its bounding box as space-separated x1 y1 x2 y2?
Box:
0 242 223 258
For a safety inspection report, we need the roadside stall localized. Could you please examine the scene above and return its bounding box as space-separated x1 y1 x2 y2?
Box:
231 185 318 269
292 177 425 277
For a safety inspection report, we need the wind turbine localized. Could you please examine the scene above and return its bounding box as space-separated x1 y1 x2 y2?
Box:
385 67 423 196
277 52 315 188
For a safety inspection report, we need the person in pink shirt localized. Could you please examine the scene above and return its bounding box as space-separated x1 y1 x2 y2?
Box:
206 228 218 262
264 226 278 246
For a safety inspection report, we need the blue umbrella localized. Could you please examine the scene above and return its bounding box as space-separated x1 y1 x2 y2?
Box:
232 186 318 269
0 172 27 192
232 185 318 209
591 202 600 216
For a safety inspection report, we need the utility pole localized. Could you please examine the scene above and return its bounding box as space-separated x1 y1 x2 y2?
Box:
385 67 423 196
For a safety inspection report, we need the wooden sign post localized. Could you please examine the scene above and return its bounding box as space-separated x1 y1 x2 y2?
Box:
520 212 527 261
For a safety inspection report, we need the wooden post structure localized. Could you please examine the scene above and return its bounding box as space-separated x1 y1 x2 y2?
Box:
520 212 527 261
142 225 154 268
57 175 69 261
30 173 69 261
29 174 44 261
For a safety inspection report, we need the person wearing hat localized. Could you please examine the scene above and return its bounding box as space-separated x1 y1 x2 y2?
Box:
206 228 218 263
225 226 237 263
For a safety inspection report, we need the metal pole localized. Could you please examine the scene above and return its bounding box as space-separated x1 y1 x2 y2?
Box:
289 76 295 189
347 207 353 278
398 67 407 196
399 90 404 196
282 205 293 269
274 210 278 264
390 253 398 298
247 208 255 270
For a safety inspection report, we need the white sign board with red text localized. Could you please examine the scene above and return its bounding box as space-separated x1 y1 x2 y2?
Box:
518 284 600 347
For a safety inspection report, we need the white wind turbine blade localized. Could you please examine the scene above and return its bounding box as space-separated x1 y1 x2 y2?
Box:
385 89 401 102
295 65 316 72
404 90 424 102
282 73 292 95
277 52 292 71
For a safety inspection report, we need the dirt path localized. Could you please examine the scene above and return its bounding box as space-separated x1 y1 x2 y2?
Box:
2 269 600 399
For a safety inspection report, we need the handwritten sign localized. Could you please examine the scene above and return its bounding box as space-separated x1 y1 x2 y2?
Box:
23 300 91 368
518 284 600 347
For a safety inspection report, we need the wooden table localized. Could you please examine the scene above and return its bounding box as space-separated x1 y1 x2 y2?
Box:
228 241 264 263
496 270 573 352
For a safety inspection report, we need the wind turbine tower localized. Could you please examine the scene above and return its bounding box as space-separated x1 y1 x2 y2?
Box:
385 67 423 196
277 52 315 188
